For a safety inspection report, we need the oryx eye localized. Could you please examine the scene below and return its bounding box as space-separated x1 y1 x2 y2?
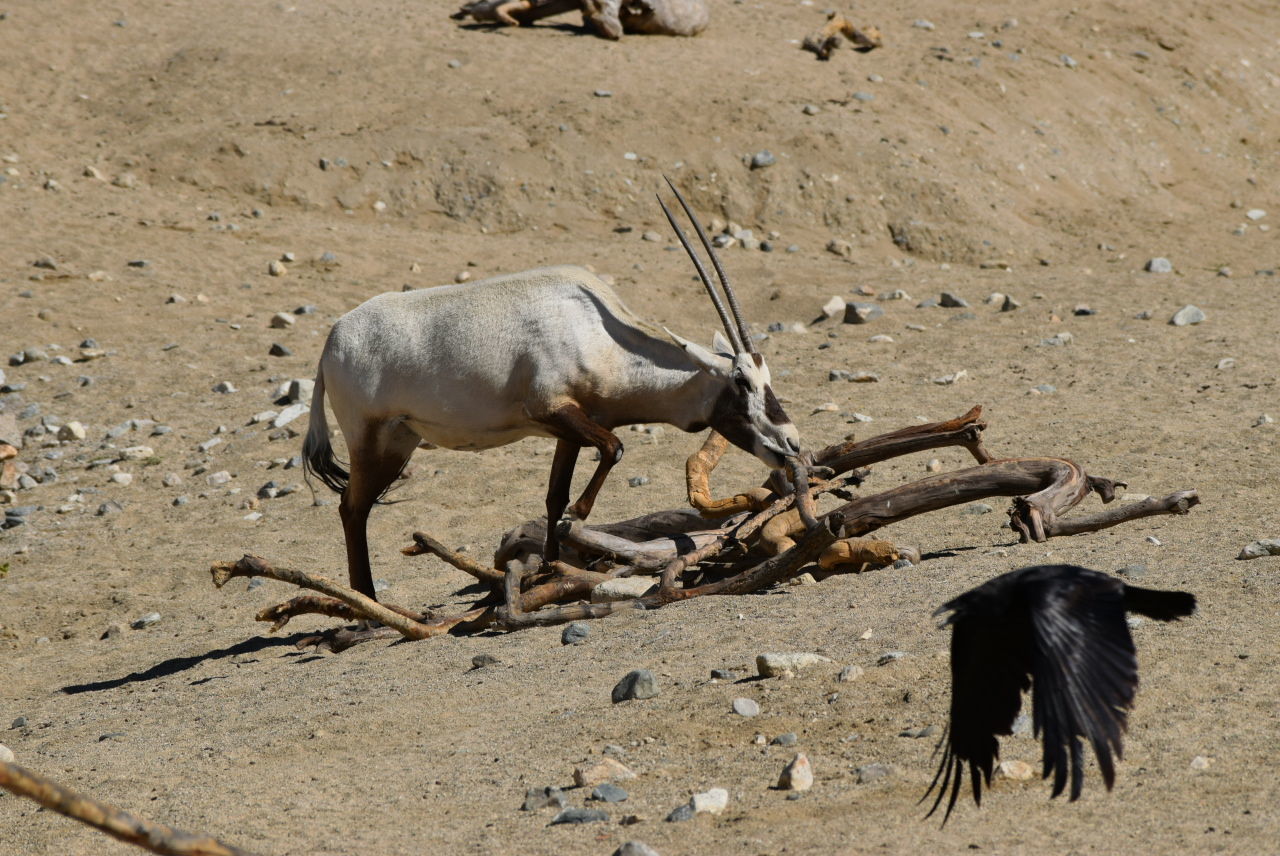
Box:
733 372 751 390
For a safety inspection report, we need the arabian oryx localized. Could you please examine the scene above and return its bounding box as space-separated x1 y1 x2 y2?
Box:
303 180 802 601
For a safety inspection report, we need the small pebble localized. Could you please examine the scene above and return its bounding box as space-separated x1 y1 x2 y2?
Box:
521 786 567 811
732 697 761 717
1144 257 1173 273
998 760 1035 780
1236 539 1280 560
876 651 906 666
130 612 161 629
756 652 832 677
771 732 798 747
549 808 608 825
613 843 660 856
690 788 729 815
1190 755 1213 771
962 502 993 515
1170 305 1206 326
777 753 814 791
589 783 629 803
574 757 636 788
838 665 864 682
0 744 13 763
750 150 777 170
939 292 969 308
665 803 695 823
268 260 287 277
1117 564 1147 579
612 669 659 703
10 717 27 730
561 622 589 645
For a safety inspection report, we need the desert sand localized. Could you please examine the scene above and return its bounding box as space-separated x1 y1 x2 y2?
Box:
1 1 1278 854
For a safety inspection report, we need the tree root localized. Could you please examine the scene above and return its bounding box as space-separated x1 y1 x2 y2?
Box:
213 406 1198 649
0 761 258 856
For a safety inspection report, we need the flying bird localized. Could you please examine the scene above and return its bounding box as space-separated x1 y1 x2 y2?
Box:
923 563 1197 822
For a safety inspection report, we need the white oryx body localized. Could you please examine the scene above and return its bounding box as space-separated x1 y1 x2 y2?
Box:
305 182 801 601
319 266 740 453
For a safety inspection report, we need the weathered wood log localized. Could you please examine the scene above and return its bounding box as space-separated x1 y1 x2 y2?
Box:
0 761 258 856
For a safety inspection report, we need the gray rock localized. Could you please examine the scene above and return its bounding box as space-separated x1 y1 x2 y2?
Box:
268 343 292 357
286 378 314 404
10 716 27 729
470 654 499 669
1145 257 1173 273
851 91 874 102
1237 539 1280 560
1170 305 1206 326
876 651 906 666
856 763 891 784
771 732 798 747
838 665 864 682
710 668 734 680
589 783 629 803
550 807 608 825
130 612 161 629
750 150 777 170
561 622 590 645
665 803 695 822
1011 712 1033 735
939 292 969 308
843 302 883 324
612 669 659 703
732 697 761 717
627 475 650 487
172 495 189 507
613 843 660 856
211 381 237 394
521 786 567 811
899 725 937 738
1033 384 1057 394
96 500 123 516
963 502 994 515
1117 564 1147 579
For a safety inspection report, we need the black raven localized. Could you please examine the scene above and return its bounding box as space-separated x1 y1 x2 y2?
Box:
923 563 1196 822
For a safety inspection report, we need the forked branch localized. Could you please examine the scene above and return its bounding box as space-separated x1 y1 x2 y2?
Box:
215 407 1198 648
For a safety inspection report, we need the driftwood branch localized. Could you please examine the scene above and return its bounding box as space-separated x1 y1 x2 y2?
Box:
0 761 258 856
214 406 1198 648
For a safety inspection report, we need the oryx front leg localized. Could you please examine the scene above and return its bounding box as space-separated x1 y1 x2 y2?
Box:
539 404 624 562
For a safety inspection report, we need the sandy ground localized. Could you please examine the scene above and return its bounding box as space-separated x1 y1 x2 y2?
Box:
1 1 1278 854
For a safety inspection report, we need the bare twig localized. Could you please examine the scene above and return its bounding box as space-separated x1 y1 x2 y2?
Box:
0 761 258 856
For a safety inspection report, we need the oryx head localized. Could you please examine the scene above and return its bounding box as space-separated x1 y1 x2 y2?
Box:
658 178 802 471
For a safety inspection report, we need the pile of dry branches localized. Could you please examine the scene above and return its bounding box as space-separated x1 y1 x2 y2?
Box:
212 406 1198 651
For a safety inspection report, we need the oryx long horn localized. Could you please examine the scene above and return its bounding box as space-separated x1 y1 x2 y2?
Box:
656 192 745 354
663 175 756 354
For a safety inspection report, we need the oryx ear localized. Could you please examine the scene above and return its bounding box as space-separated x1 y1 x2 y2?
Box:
711 330 736 359
665 327 732 376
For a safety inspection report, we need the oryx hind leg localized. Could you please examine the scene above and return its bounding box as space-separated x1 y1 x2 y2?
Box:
338 419 420 600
